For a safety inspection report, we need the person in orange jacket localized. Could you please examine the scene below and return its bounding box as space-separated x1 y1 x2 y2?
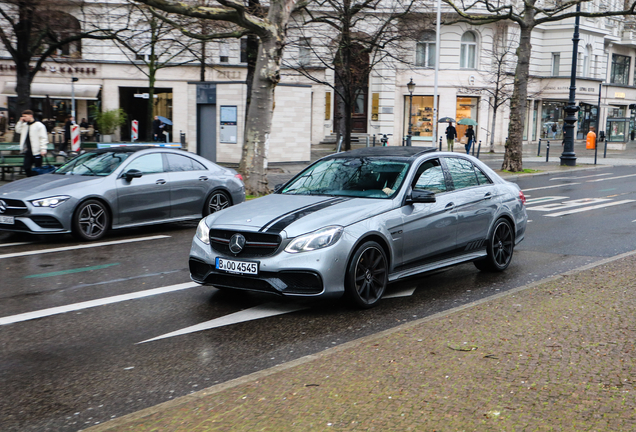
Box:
586 126 596 150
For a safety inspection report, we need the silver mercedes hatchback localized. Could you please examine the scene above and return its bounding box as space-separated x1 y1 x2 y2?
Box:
190 147 527 308
0 146 245 241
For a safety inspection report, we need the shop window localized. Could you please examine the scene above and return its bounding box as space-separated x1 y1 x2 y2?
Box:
404 96 437 141
415 31 436 68
460 32 477 69
551 53 560 76
610 54 630 85
455 96 478 142
541 101 566 140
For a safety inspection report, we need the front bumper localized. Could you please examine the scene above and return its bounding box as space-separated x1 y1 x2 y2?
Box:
189 234 351 299
0 198 73 234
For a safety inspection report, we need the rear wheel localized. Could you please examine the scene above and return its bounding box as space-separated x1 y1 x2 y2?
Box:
345 241 388 308
474 218 514 272
204 191 231 216
72 199 110 241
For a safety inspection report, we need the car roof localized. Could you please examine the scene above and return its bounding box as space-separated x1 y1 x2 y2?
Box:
325 146 437 160
86 146 185 155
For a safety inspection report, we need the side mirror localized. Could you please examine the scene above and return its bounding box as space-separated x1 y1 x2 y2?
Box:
407 189 436 204
123 169 143 182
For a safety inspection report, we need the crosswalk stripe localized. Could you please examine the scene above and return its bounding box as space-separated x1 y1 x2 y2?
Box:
545 200 636 217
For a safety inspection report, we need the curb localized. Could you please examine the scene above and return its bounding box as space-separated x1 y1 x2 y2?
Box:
84 247 636 431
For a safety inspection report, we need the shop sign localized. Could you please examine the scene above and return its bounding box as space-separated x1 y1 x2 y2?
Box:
615 92 626 98
0 62 98 75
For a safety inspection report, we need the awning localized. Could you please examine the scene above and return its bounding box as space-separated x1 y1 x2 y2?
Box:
1 82 101 100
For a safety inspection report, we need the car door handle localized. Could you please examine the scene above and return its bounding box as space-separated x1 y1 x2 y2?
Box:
445 202 455 211
156 179 167 185
484 192 493 200
199 176 208 181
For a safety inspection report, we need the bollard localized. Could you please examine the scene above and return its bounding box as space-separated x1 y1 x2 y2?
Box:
372 134 376 147
180 131 186 147
439 135 443 151
545 140 550 162
537 138 542 156
336 136 343 152
366 136 370 147
472 140 476 156
476 140 482 158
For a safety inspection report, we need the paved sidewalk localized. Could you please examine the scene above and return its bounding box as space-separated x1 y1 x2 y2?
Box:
87 251 636 431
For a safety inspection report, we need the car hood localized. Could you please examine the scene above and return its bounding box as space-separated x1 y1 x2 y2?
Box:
0 174 106 199
208 194 395 237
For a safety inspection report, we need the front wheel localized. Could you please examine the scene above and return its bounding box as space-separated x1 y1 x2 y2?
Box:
72 199 110 241
203 191 231 217
345 241 388 308
474 218 514 272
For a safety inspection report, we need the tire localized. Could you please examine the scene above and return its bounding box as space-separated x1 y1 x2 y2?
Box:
345 241 388 308
203 190 231 217
474 218 514 272
72 199 110 241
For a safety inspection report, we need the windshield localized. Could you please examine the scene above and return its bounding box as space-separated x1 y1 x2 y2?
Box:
281 157 410 199
55 151 132 176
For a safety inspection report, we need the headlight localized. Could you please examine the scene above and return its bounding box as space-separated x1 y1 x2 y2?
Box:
30 195 70 208
196 218 210 245
285 226 343 253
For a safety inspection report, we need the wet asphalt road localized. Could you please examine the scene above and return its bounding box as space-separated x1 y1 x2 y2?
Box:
1 165 636 431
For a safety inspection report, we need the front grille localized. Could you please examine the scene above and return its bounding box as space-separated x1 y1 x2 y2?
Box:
189 258 323 296
0 198 28 216
209 229 281 258
31 216 64 229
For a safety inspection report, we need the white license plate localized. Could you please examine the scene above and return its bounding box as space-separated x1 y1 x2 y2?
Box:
215 257 259 275
0 215 14 225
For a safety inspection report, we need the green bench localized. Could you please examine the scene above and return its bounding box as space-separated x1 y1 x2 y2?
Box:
0 143 62 181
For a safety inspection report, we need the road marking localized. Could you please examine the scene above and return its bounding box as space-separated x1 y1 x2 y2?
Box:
550 173 612 181
527 198 611 212
0 242 32 248
525 196 568 205
24 263 120 279
522 183 580 192
0 235 170 260
587 173 636 183
139 302 309 344
0 282 199 326
545 200 635 217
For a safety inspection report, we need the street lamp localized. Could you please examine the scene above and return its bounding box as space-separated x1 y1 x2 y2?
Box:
71 77 78 121
407 78 415 146
560 3 581 166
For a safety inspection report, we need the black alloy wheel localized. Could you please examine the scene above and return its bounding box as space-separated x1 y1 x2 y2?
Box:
346 241 388 308
72 199 110 241
204 191 231 216
474 218 514 272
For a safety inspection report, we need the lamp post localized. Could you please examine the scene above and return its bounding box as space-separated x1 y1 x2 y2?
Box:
71 77 78 121
560 3 581 166
407 78 415 146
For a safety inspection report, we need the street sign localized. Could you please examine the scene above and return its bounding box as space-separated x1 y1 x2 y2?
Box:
131 120 138 141
71 124 80 152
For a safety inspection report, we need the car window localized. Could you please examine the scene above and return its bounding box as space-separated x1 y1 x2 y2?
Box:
412 159 447 193
166 153 206 172
475 165 492 185
445 157 479 190
55 151 131 176
125 153 165 174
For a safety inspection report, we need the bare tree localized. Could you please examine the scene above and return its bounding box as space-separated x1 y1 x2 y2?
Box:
135 0 308 196
289 0 416 151
0 0 118 116
443 0 636 171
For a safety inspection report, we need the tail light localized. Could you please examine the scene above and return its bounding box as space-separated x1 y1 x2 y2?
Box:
519 190 526 205
235 174 244 181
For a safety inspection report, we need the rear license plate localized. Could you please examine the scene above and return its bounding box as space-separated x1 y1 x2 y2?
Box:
0 215 14 225
215 257 259 275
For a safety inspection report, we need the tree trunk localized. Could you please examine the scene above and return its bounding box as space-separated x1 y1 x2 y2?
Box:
147 73 156 141
244 33 259 125
501 23 533 172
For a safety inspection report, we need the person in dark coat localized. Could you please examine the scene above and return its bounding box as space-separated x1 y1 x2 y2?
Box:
63 115 74 153
445 121 457 152
152 116 164 142
464 125 475 154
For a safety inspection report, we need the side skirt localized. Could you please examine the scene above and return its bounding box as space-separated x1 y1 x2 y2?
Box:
389 250 488 282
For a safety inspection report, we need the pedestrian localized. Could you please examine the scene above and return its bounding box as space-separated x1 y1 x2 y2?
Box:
586 126 596 150
464 125 475 154
15 110 48 177
80 118 89 128
152 115 163 142
63 114 74 154
551 122 558 138
445 121 457 152
0 112 6 138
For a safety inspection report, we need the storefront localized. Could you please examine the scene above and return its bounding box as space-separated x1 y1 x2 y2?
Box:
455 96 479 141
606 105 629 142
577 103 598 140
404 95 437 142
541 101 566 140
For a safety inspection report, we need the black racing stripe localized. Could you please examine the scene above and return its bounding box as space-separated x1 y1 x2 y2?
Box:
258 198 341 233
262 198 350 234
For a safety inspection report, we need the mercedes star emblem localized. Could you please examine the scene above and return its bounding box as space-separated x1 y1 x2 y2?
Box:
229 233 246 254
0 200 6 214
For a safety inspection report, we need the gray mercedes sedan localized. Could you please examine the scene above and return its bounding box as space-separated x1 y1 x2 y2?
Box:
189 147 527 308
0 146 245 241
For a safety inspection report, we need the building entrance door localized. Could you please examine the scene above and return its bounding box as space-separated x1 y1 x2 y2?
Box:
197 104 216 162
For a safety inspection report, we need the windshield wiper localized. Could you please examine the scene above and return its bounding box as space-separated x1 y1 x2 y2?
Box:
80 163 97 176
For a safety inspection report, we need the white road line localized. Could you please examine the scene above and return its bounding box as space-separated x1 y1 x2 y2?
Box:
586 173 636 183
522 183 580 192
550 173 612 181
0 242 32 248
0 235 170 260
0 282 199 326
527 198 611 212
139 302 309 344
545 200 636 217
525 196 568 205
